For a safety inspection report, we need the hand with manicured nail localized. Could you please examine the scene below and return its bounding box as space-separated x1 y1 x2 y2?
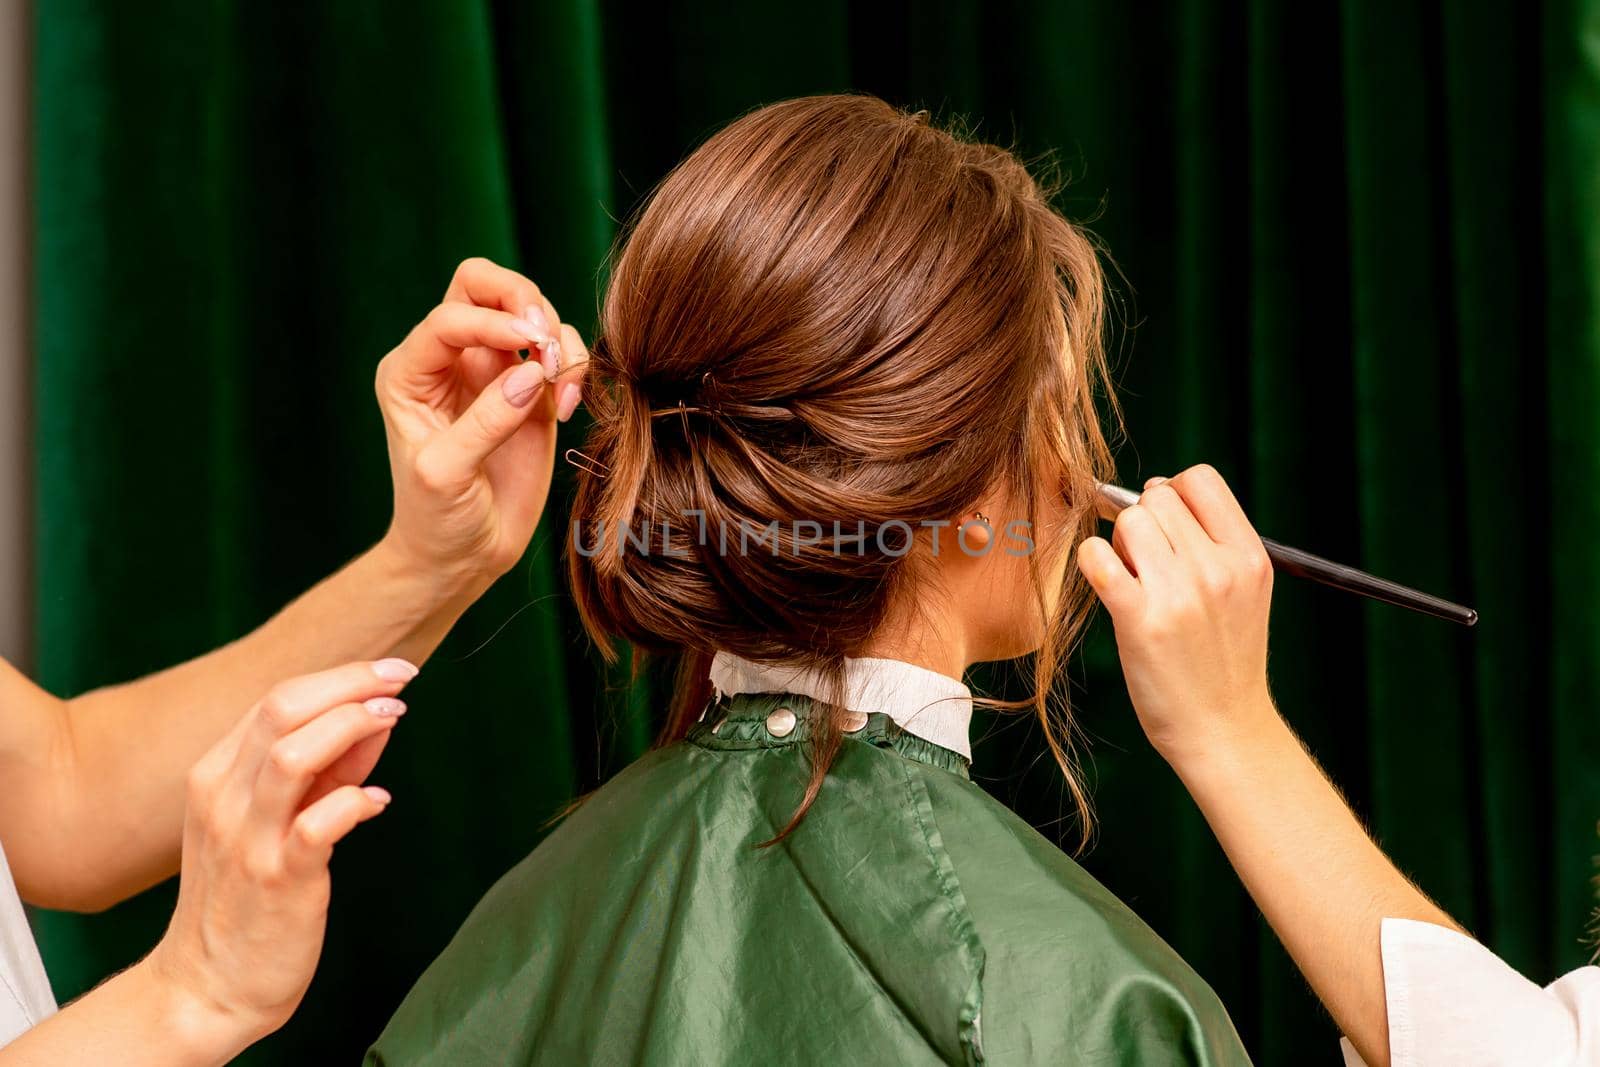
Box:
1074 463 1277 763
375 257 591 591
1076 469 1472 1067
0 265 593 1062
140 661 412 1059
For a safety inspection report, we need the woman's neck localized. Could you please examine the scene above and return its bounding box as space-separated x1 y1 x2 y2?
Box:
857 600 970 683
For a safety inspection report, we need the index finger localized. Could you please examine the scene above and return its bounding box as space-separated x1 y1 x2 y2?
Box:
1165 464 1260 547
380 258 560 384
251 700 400 828
443 257 552 323
226 659 418 798
252 659 419 739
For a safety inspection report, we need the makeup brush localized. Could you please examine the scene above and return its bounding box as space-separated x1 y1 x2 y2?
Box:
1095 483 1478 627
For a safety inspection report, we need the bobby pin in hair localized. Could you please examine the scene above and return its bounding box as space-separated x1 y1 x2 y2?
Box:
646 371 721 426
564 448 611 478
649 400 714 425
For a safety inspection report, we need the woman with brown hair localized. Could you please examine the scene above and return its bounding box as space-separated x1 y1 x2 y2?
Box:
368 95 1252 1065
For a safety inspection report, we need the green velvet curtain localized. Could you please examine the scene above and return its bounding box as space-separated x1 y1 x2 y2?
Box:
30 1 1600 1063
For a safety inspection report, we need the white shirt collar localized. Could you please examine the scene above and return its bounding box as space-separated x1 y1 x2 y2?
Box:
708 651 974 760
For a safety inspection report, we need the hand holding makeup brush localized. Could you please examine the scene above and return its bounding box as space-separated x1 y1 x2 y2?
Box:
1076 463 1280 763
1080 463 1467 1067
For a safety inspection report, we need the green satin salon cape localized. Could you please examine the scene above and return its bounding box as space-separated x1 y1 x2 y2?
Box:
367 692 1251 1065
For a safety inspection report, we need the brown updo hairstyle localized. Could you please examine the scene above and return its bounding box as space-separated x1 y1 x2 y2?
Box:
567 94 1119 847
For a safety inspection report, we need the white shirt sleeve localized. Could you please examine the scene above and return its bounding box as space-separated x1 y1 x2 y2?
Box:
1337 917 1600 1067
0 840 56 1049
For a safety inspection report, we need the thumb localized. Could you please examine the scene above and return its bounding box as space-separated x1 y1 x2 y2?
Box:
416 360 550 487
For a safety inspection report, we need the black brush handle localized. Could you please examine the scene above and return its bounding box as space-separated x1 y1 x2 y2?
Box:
1095 484 1478 627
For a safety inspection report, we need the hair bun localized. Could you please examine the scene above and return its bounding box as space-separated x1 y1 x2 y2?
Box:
566 96 1116 849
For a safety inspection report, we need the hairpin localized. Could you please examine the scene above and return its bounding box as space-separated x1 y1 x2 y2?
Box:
648 401 712 420
645 371 719 426
564 448 610 478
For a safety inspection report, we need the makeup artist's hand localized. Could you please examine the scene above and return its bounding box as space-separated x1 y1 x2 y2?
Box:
1075 464 1278 763
136 662 411 1061
1079 468 1469 1067
375 257 590 596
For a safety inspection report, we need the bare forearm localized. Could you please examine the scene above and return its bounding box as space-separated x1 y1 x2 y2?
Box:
1167 708 1460 1067
1077 471 1460 1066
14 538 482 908
1 958 254 1066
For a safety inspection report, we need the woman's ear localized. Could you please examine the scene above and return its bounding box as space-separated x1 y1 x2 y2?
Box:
956 511 993 555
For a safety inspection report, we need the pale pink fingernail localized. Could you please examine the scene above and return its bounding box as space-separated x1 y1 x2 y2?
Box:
556 382 582 422
520 305 549 337
503 359 547 408
373 658 419 682
363 786 393 805
365 697 407 717
511 318 546 344
540 336 561 377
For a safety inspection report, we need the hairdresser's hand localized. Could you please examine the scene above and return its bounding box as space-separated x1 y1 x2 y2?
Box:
1076 464 1278 765
375 257 590 594
139 662 411 1060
